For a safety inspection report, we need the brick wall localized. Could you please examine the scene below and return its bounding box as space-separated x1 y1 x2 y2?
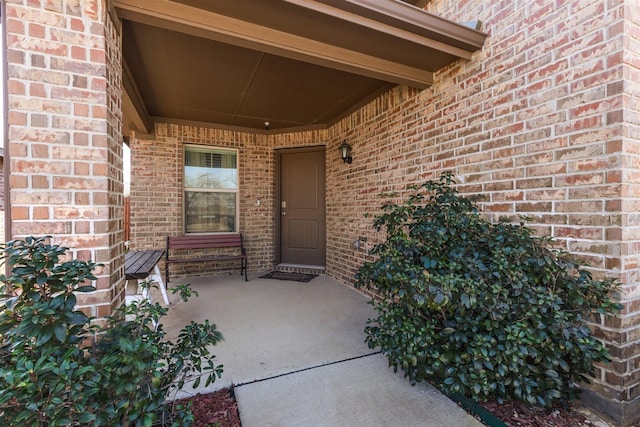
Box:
103 6 125 310
0 156 5 243
327 0 637 424
124 0 640 423
0 156 4 209
604 0 640 423
5 0 636 422
130 124 329 279
323 0 631 278
5 0 124 319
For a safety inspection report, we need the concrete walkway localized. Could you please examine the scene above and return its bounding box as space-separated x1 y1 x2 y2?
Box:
161 273 483 427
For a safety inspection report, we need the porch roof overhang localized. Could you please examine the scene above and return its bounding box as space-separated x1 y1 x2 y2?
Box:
114 0 487 134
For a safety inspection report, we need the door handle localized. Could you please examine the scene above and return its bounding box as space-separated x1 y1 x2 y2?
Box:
281 211 286 216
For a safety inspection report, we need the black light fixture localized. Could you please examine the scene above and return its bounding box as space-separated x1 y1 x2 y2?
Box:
339 140 353 164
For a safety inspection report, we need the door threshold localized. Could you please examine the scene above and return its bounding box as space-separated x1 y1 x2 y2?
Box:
278 263 325 269
277 264 326 275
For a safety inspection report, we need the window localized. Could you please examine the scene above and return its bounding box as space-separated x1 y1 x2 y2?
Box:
184 146 238 234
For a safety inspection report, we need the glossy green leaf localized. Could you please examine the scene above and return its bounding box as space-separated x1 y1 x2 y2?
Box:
353 173 621 407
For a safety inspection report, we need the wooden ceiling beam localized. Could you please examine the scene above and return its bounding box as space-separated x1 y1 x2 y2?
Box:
122 59 153 134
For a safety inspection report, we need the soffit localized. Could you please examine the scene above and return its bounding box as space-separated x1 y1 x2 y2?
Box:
115 0 486 133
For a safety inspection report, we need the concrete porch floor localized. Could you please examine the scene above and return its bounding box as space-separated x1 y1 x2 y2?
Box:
160 273 483 427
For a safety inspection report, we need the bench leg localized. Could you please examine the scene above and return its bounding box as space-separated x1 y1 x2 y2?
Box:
140 280 150 300
126 290 158 328
151 264 170 305
243 258 248 281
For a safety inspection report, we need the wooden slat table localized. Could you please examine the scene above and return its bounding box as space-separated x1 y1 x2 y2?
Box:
125 250 169 305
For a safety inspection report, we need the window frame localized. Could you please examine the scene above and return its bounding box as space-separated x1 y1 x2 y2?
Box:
183 144 240 235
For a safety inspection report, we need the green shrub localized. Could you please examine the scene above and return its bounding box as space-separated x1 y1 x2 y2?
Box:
355 173 621 407
0 236 223 426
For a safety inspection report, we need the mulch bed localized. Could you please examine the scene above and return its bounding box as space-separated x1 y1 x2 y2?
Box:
175 387 602 427
480 400 590 426
173 388 241 427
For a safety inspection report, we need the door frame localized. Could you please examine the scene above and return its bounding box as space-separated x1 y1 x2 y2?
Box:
275 145 326 266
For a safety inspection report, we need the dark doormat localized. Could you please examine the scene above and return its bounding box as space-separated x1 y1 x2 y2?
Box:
259 271 318 282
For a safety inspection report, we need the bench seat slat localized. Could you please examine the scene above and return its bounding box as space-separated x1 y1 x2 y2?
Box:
167 254 247 263
169 242 242 250
125 250 165 279
170 234 240 240
165 234 248 282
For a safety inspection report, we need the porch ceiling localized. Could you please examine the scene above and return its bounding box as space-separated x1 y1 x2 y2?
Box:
114 0 486 133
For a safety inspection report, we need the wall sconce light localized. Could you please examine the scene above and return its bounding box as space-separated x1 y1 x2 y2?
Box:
339 141 353 164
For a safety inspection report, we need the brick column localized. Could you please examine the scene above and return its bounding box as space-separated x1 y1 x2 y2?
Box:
5 0 124 318
580 2 640 424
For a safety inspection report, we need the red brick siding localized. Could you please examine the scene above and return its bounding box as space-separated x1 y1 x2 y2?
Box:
130 126 331 279
129 135 181 251
125 0 640 423
0 157 4 209
124 0 640 423
6 0 638 421
332 0 636 423
5 1 124 319
130 132 234 279
0 156 5 242
104 8 125 311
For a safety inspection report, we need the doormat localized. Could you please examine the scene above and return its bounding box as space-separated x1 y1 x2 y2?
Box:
259 271 318 282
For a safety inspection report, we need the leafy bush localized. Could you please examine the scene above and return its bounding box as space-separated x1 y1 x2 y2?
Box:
355 173 621 407
0 236 223 426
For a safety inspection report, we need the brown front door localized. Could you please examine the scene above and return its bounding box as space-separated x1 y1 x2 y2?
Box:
279 148 326 266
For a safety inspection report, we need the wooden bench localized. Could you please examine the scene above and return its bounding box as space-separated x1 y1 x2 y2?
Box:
165 234 248 283
125 249 169 305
